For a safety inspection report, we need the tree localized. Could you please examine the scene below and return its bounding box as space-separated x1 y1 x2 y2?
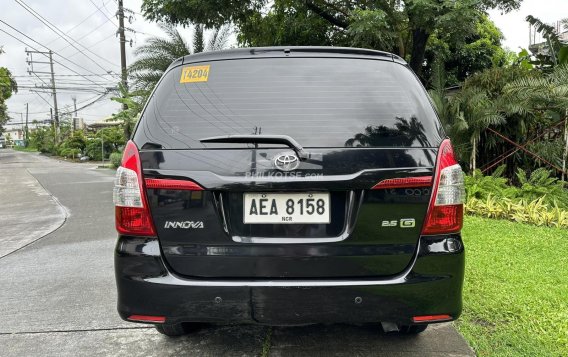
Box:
97 126 125 152
109 83 147 139
430 62 540 173
141 0 522 78
526 16 568 68
450 85 506 171
506 64 568 180
0 47 18 134
425 15 509 86
128 23 230 91
30 125 56 153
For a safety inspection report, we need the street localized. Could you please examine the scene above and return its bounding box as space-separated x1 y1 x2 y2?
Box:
0 149 474 357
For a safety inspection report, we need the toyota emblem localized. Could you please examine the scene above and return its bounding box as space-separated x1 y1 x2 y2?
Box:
273 152 300 171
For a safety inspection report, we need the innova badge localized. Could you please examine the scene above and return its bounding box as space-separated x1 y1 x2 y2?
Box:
273 152 300 171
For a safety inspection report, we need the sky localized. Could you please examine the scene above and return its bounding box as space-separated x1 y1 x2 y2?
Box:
488 0 567 51
0 0 567 128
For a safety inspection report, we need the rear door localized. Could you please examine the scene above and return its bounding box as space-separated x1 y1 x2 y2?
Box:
134 53 443 279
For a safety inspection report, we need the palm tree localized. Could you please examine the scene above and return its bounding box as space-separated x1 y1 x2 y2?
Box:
450 87 506 172
128 23 231 91
526 16 568 66
506 64 568 180
428 61 505 170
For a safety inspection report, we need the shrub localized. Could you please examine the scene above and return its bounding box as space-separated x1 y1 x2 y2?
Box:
464 167 568 228
515 168 568 208
30 127 56 154
63 131 87 152
465 196 568 228
465 166 514 201
110 152 122 168
85 139 105 161
58 147 81 159
466 166 568 209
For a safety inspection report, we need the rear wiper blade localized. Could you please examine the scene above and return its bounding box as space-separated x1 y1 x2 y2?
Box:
199 134 309 160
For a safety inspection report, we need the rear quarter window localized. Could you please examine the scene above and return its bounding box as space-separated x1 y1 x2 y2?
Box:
134 57 443 149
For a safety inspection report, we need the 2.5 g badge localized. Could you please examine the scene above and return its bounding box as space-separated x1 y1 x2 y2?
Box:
400 218 416 228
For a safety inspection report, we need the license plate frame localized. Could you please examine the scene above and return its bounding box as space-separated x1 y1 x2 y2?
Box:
243 192 330 224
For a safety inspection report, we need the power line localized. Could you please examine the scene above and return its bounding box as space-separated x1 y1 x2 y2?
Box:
8 92 111 116
14 0 119 71
89 0 119 28
28 90 53 108
0 25 110 89
11 73 119 78
46 0 114 47
65 32 117 61
18 86 111 93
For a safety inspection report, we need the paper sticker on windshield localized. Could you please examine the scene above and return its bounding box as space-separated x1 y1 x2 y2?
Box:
180 65 210 83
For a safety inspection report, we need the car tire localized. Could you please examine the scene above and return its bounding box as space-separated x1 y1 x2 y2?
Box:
398 324 428 334
155 323 188 337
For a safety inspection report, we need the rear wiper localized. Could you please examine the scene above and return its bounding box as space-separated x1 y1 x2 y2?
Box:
199 134 309 160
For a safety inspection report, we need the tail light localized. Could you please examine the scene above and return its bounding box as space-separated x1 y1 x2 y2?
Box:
113 140 156 236
421 139 465 235
371 176 432 190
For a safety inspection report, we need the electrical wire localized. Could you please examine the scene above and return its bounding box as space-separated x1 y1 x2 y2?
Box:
64 32 117 61
8 92 112 116
45 0 114 47
0 26 111 89
14 0 119 71
91 0 119 28
11 73 119 78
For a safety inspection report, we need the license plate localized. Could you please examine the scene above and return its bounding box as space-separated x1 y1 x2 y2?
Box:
244 192 330 224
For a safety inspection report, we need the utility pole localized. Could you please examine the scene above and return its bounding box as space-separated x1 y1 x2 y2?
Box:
25 103 29 147
118 0 128 110
20 113 24 145
48 50 59 136
72 96 77 117
26 49 59 142
50 108 54 143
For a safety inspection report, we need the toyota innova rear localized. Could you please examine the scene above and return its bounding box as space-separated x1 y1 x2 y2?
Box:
113 47 465 336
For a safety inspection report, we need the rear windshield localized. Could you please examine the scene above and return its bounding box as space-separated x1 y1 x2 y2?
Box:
134 56 443 149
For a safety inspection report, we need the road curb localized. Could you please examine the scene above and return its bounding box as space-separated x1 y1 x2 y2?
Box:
0 166 68 259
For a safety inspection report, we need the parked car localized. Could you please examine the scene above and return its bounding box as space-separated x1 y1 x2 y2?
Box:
113 47 466 336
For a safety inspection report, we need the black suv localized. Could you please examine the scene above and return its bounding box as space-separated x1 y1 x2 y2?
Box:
113 47 465 336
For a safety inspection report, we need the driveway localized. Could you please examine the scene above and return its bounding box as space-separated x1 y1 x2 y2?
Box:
0 149 474 356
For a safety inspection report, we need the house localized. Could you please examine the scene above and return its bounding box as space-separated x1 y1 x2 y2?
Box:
87 116 120 131
3 128 25 147
528 20 568 59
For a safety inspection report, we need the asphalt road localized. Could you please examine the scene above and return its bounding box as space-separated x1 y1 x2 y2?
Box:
0 149 475 357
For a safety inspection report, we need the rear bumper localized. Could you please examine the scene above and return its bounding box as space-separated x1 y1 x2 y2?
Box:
115 235 464 326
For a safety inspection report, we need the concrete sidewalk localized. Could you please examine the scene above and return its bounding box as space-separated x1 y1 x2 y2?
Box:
0 163 67 258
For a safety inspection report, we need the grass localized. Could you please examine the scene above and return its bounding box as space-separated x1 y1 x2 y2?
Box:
261 327 273 357
11 145 38 152
456 216 568 356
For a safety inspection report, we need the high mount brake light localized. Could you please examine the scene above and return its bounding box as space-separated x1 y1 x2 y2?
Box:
421 139 465 235
113 140 156 236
